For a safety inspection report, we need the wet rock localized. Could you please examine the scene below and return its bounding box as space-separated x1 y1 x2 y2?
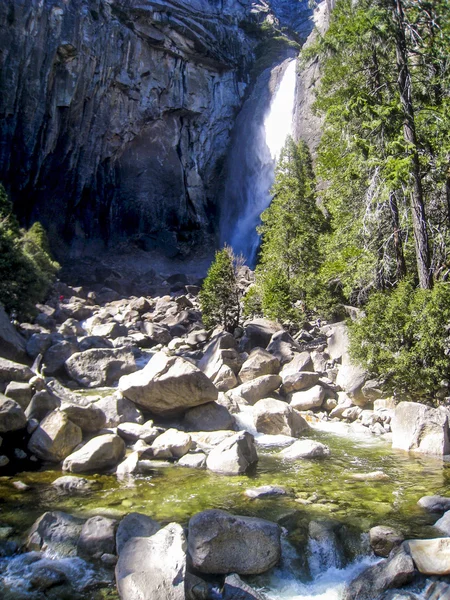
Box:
0 357 33 383
222 573 269 600
425 581 450 600
116 523 186 600
184 402 235 432
95 393 144 427
4 381 32 409
0 304 27 362
418 495 450 513
392 402 450 455
289 385 325 410
227 375 282 405
151 428 192 459
253 398 309 436
52 475 98 492
239 348 281 383
406 538 450 574
0 394 27 432
27 511 85 556
29 562 68 590
65 347 137 388
77 515 117 560
206 431 258 475
369 526 405 557
119 352 218 416
279 439 330 460
116 512 161 555
245 485 287 499
28 411 82 462
188 509 281 575
59 402 106 433
62 433 126 473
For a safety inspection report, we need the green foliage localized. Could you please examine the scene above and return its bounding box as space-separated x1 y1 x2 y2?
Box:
349 279 450 398
0 184 59 318
199 246 242 332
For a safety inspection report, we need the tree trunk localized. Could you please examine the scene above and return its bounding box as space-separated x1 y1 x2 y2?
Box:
390 0 432 289
389 191 407 280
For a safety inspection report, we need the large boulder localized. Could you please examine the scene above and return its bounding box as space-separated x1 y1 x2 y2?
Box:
25 390 61 421
253 398 309 436
0 357 33 383
418 495 450 513
116 523 186 600
43 341 78 376
324 322 350 364
238 348 280 383
95 393 144 427
119 352 218 416
62 434 126 473
4 381 32 409
188 509 281 575
184 402 235 432
151 428 192 459
0 394 27 432
369 526 405 558
392 402 450 455
433 511 450 536
116 513 161 554
65 348 137 388
289 385 325 410
343 546 415 600
281 352 314 375
0 304 27 362
279 439 330 460
198 333 242 380
406 538 450 575
281 371 320 394
335 364 369 407
28 411 82 462
77 515 117 560
239 319 283 353
266 330 300 365
206 431 258 475
27 511 85 556
59 402 106 433
227 375 282 405
222 573 269 600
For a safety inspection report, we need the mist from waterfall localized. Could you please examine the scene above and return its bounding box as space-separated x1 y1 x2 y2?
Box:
219 59 297 267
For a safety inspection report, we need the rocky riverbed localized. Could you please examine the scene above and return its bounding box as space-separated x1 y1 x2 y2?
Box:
1 266 450 599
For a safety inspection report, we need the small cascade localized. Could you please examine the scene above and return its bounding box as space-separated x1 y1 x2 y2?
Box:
219 58 298 266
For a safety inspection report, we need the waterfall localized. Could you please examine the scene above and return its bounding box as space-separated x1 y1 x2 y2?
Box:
219 58 298 267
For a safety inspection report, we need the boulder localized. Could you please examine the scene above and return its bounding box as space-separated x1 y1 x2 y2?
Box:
425 582 450 600
26 333 52 360
188 509 281 575
78 335 114 351
253 398 309 436
116 512 161 554
0 394 27 432
116 451 141 478
119 352 218 416
42 341 78 376
4 381 32 409
0 357 33 383
289 385 325 411
406 538 450 575
190 431 236 453
335 364 369 407
25 390 61 421
116 523 186 600
392 402 450 455
198 332 242 380
239 319 283 353
59 401 106 433
343 546 415 600
28 411 82 462
27 511 85 556
222 573 269 600
141 322 172 346
77 515 117 559
206 431 258 475
65 348 137 388
151 428 192 459
266 330 300 365
329 392 354 419
238 348 280 383
227 375 282 405
95 393 144 427
62 434 126 473
281 371 320 394
91 322 128 339
282 352 314 374
117 422 159 443
52 475 98 492
0 304 27 362
433 510 450 535
369 526 405 558
178 453 206 468
244 485 287 499
184 402 235 432
279 439 330 460
213 364 239 392
325 322 350 364
418 495 450 513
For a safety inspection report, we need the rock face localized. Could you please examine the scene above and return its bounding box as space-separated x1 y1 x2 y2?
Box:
62 433 126 473
392 402 450 455
119 352 218 416
116 523 186 600
188 509 281 575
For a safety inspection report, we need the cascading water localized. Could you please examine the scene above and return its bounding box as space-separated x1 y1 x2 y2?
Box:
219 58 298 266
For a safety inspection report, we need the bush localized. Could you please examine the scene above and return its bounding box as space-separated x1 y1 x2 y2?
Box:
349 278 450 399
199 246 242 332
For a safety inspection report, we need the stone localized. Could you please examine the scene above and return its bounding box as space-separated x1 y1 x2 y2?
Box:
0 357 33 383
4 381 32 409
184 402 235 432
117 451 141 478
28 411 82 462
151 428 192 459
239 319 283 353
253 398 309 436
392 402 450 455
343 546 415 600
117 422 149 442
213 364 239 392
281 371 320 394
141 322 172 346
77 515 117 559
188 509 281 575
335 364 369 407
369 526 405 557
282 352 314 374
95 393 144 427
52 475 97 492
227 374 282 405
279 439 330 460
119 352 218 415
418 495 450 513
116 513 161 555
222 573 269 600
244 485 287 499
116 523 186 600
91 322 128 339
238 348 281 383
59 401 106 433
27 511 85 556
289 385 325 410
325 322 350 364
190 430 236 453
25 390 61 421
0 394 27 432
425 582 450 600
198 332 242 380
206 431 258 475
266 330 300 365
42 341 78 376
0 304 27 362
178 453 206 468
406 538 450 575
433 510 450 535
329 392 354 419
63 433 126 473
26 333 53 359
65 347 137 388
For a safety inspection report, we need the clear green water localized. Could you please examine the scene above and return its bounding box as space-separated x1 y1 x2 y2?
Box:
0 424 448 598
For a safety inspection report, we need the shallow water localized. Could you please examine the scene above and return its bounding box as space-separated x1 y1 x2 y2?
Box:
0 423 448 598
